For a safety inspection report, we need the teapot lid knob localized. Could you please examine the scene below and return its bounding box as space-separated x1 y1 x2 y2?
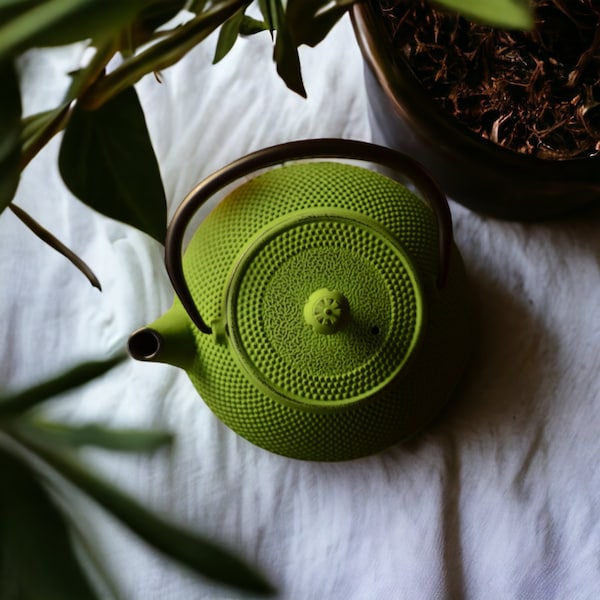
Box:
303 289 349 335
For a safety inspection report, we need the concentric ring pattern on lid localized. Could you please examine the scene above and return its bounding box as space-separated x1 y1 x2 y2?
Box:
225 210 424 408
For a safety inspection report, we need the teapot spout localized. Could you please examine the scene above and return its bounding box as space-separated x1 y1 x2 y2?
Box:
128 302 195 371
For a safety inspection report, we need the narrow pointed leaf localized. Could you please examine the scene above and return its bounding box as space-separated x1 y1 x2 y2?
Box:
187 0 210 13
131 0 188 48
432 0 534 29
7 429 275 596
137 0 188 33
0 355 125 416
9 203 102 289
58 86 167 243
303 8 347 47
239 15 267 36
213 5 246 63
27 420 174 452
264 0 306 97
0 60 22 212
286 0 349 48
257 0 275 32
0 449 100 599
274 28 306 97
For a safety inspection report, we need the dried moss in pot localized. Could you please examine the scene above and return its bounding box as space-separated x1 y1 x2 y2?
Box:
380 0 600 159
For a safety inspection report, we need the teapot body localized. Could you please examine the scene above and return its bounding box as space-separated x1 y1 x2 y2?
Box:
165 161 473 461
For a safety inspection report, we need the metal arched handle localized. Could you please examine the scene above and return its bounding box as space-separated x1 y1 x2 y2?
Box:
165 139 453 334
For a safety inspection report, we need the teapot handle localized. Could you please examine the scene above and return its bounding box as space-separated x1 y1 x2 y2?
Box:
165 139 453 335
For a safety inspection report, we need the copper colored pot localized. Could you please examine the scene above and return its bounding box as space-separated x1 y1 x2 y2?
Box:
351 2 600 220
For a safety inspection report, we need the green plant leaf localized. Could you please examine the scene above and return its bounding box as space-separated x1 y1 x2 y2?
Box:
9 202 102 289
6 429 275 596
239 15 267 36
274 28 306 97
0 355 125 416
137 0 188 33
77 2 244 110
187 0 210 13
213 5 247 63
286 0 351 48
26 420 174 452
0 449 100 599
0 0 41 21
0 0 147 58
58 85 167 243
432 0 534 29
262 0 306 97
130 0 188 49
257 0 276 32
0 60 22 212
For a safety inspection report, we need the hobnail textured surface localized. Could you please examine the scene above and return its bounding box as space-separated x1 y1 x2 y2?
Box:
226 212 423 406
179 161 472 461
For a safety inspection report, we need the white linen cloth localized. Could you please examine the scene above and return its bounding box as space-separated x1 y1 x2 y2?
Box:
1 15 599 600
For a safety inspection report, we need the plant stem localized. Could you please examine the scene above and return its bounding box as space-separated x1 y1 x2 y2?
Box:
64 41 118 103
18 3 242 168
20 42 117 172
20 103 73 171
80 0 246 110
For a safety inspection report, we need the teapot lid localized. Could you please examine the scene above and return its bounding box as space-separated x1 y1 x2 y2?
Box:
221 208 424 408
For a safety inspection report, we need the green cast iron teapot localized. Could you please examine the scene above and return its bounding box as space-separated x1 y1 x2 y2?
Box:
128 139 474 461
